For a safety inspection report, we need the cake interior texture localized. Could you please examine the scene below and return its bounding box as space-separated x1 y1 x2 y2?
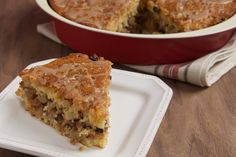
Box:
16 53 112 148
49 0 236 33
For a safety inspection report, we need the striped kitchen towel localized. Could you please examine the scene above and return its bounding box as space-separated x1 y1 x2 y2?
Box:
37 22 236 87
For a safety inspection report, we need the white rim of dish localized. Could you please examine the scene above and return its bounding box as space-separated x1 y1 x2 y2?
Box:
36 0 236 39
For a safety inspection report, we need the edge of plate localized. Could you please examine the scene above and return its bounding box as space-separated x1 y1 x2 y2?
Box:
134 77 172 157
111 69 173 157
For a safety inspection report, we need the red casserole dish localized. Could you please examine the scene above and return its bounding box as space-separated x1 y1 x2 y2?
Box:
36 0 236 65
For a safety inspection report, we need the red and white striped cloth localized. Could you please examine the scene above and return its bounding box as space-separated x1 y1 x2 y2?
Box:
37 22 236 87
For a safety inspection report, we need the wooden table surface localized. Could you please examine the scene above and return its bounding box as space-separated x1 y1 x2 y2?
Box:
1 1 236 157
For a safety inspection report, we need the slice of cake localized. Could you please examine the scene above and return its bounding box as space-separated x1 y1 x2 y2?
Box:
139 0 236 33
48 0 141 32
16 53 112 148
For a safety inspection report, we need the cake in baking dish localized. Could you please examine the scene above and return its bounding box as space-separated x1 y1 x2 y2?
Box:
140 0 236 33
49 0 236 33
16 53 112 148
48 0 140 32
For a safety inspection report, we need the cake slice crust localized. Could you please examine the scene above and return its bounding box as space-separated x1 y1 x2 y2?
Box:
16 53 112 148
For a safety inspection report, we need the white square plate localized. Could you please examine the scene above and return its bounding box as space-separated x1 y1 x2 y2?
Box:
0 59 172 157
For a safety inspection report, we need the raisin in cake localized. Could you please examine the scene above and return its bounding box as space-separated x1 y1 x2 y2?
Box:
16 53 112 148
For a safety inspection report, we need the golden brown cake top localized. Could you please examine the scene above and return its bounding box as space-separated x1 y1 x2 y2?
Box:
152 0 236 31
49 0 133 29
19 53 112 111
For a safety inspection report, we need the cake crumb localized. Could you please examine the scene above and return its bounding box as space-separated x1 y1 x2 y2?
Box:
79 145 87 151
